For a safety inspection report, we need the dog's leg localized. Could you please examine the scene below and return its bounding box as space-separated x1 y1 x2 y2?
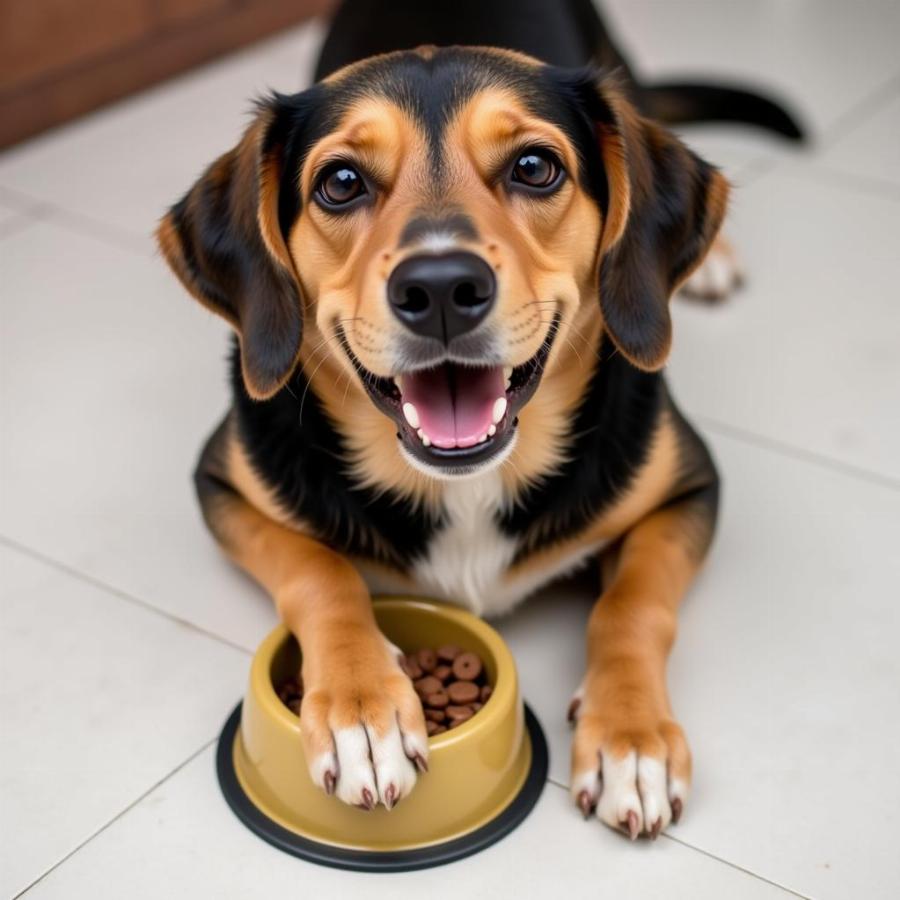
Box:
195 421 428 810
679 232 743 302
569 478 718 839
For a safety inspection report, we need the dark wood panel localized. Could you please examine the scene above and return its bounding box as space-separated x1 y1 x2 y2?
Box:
156 0 232 28
0 0 334 149
0 0 154 90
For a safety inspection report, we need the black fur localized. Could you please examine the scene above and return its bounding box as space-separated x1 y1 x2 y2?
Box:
179 8 742 577
316 0 805 141
500 337 662 557
230 334 671 570
165 99 303 399
218 48 720 570
231 341 443 567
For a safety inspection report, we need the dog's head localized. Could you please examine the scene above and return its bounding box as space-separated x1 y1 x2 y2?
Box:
158 47 727 481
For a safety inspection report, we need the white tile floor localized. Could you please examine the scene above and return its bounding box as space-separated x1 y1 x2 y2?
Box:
1 4 898 899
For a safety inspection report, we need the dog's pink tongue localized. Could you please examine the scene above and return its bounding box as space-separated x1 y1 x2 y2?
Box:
399 365 505 448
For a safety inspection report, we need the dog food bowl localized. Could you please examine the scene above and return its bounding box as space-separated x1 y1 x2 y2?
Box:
217 597 547 871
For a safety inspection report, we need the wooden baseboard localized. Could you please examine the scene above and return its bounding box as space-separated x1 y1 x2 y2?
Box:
0 0 335 150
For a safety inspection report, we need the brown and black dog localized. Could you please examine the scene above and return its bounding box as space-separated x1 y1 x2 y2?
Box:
157 0 801 839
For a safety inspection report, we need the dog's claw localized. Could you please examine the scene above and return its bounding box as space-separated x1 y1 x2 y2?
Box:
412 752 429 774
567 697 581 725
621 810 639 841
671 797 683 824
576 790 594 819
650 817 662 840
384 783 397 810
360 788 375 810
323 770 336 796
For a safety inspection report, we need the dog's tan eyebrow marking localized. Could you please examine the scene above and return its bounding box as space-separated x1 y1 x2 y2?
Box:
398 212 479 247
484 108 531 139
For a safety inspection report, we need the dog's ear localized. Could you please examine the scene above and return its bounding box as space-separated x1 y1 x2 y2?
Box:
580 75 730 370
156 97 303 399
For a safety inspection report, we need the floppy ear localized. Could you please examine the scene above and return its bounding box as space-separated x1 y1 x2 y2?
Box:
587 78 730 370
156 98 303 399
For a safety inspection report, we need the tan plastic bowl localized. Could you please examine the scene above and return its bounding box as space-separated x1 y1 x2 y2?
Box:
216 597 547 871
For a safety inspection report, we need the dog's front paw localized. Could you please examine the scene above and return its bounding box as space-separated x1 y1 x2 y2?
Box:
299 636 428 810
568 689 691 840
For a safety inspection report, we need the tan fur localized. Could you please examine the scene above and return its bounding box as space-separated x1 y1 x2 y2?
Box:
285 88 605 504
163 49 728 822
506 409 681 582
571 501 702 789
207 470 426 764
225 418 296 527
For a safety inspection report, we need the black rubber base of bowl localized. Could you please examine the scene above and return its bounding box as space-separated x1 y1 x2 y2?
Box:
216 701 548 872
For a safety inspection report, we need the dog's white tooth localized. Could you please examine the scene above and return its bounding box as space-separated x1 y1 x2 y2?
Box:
491 397 507 425
503 366 513 382
417 429 424 440
421 433 431 447
402 402 420 429
478 432 488 443
488 424 496 437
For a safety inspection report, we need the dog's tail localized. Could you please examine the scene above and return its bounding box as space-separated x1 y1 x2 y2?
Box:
640 82 806 141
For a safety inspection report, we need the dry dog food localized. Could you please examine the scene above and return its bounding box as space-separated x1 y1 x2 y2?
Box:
276 644 493 737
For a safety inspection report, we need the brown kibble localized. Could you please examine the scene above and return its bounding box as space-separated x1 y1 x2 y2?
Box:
414 676 443 697
433 664 453 683
401 656 423 680
447 680 480 704
277 646 492 729
446 707 473 726
452 652 483 681
416 648 437 672
437 644 461 662
278 676 303 705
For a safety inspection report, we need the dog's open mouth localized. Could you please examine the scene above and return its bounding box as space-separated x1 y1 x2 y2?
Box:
340 314 560 470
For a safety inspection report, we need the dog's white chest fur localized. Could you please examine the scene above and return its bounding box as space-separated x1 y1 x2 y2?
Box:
410 473 518 616
402 472 598 617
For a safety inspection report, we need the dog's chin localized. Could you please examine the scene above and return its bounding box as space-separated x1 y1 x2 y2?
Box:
340 314 560 479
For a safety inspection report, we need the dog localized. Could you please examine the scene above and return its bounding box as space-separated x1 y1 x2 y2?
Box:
157 0 802 839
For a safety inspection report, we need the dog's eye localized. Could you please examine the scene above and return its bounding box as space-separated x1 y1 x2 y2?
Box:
317 165 366 206
511 150 562 190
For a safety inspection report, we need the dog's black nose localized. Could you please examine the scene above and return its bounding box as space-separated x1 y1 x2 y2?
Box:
387 252 496 343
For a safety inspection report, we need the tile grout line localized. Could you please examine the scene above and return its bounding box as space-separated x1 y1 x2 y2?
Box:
0 66 897 260
12 737 218 900
0 534 254 657
543 777 812 899
660 833 813 900
819 69 900 151
42 206 152 256
696 416 900 493
707 69 900 198
0 212 42 241
0 183 152 256
778 162 900 206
